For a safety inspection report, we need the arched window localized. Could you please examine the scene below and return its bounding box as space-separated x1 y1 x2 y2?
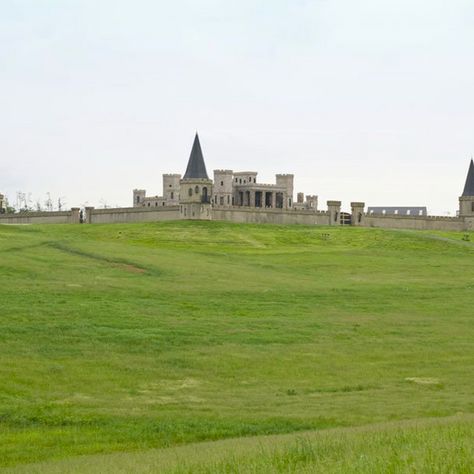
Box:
202 187 208 202
188 188 193 196
171 192 174 200
195 186 199 194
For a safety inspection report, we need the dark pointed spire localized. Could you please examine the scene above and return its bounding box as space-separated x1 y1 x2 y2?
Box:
183 133 209 180
462 159 474 196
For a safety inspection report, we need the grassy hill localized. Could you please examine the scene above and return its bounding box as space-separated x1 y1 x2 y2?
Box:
0 221 473 471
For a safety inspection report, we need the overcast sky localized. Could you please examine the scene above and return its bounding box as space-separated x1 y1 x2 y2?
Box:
1 0 473 214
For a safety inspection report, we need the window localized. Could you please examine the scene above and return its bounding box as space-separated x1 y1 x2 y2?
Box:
235 178 238 183
220 181 224 186
188 188 193 196
162 202 165 206
243 180 246 184
407 210 411 215
195 186 199 194
248 176 251 181
254 178 256 183
169 184 172 187
227 196 230 204
239 179 242 184
394 210 398 215
148 202 150 207
171 192 174 200
136 195 140 204
155 202 158 207
220 196 224 205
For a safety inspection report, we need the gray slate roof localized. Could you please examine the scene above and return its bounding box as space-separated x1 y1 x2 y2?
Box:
183 133 209 180
462 159 474 196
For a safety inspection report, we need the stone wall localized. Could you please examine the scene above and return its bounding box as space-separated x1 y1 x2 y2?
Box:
1 203 472 232
363 214 466 231
212 207 331 225
0 210 77 225
89 206 180 224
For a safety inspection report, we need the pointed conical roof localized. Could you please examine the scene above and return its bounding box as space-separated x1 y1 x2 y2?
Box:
183 133 209 180
462 159 474 196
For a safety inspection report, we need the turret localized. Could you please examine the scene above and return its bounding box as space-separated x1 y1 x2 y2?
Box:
213 170 234 206
351 202 365 226
179 133 213 220
459 159 474 217
0 194 6 214
133 189 146 207
276 174 294 208
163 174 181 204
327 200 342 225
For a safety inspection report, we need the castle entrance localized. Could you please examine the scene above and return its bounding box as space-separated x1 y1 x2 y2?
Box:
340 212 352 225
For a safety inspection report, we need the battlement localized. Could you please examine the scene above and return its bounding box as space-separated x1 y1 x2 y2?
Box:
214 169 233 174
234 171 257 176
235 183 285 189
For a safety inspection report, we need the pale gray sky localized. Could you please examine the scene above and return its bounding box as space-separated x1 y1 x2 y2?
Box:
1 0 473 214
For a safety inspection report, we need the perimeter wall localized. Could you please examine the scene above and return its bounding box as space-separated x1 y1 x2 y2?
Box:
1 203 473 232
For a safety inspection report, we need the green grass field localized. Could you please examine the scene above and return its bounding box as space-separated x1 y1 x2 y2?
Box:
1 221 473 472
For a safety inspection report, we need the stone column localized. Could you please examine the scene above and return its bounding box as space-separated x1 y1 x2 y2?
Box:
327 201 342 226
351 202 365 226
85 206 95 224
250 191 256 208
271 192 276 209
70 207 81 224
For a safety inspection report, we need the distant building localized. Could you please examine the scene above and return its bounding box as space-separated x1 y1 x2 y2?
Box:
367 207 427 217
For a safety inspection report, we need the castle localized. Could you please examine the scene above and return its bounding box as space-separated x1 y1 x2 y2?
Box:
133 134 317 216
1 134 474 231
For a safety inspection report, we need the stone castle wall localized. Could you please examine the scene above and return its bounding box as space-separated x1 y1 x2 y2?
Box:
88 206 180 224
212 207 331 226
0 210 77 225
1 204 472 232
362 214 466 232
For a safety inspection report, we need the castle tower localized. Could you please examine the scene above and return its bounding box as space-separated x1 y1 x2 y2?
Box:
163 174 181 204
460 159 474 217
213 170 234 206
327 200 342 226
133 189 146 207
276 174 294 208
351 202 365 226
0 194 6 214
179 133 213 220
